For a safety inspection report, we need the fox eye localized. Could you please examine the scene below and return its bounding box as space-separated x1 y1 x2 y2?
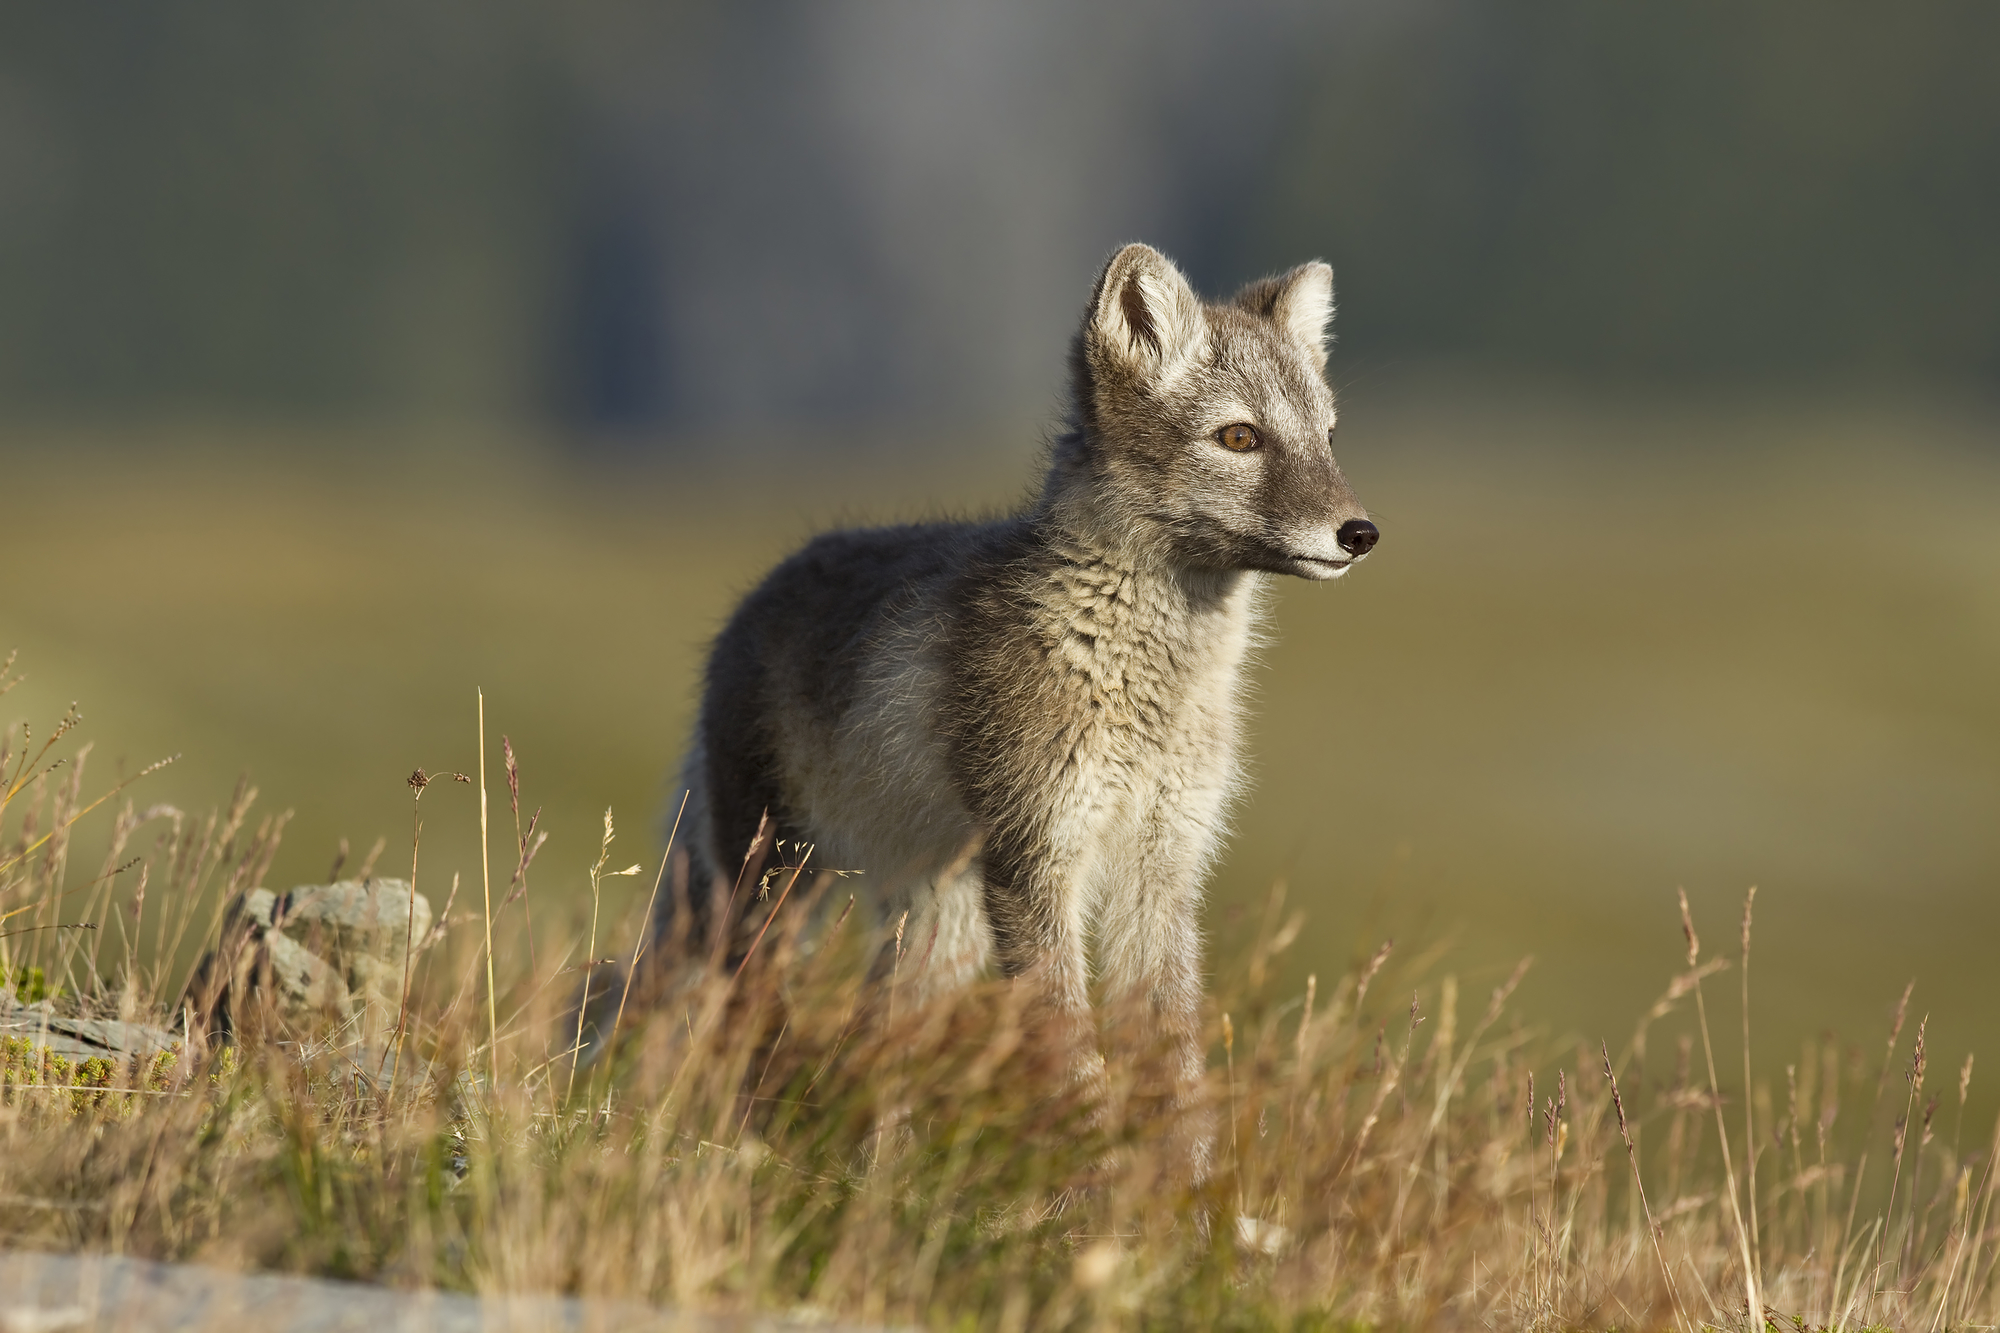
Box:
1216 423 1262 452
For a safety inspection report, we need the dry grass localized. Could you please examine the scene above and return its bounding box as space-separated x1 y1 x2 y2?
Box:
5 670 1999 1332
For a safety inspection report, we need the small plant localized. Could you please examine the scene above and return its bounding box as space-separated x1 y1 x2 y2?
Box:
5 963 51 1003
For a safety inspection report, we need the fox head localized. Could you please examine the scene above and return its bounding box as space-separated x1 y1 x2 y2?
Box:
1061 243 1377 581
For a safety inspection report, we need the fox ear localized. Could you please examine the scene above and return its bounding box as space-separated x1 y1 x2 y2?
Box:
1089 243 1208 383
1267 262 1334 368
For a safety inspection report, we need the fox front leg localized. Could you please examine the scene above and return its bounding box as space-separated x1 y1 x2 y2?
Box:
978 835 1105 1095
1096 811 1216 1180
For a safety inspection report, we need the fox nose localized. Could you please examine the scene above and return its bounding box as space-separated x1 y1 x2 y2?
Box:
1336 518 1379 557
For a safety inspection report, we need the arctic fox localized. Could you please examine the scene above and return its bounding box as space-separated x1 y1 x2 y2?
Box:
656 242 1375 1114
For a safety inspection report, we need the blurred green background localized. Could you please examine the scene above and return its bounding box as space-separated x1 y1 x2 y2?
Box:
3 2 1998 1093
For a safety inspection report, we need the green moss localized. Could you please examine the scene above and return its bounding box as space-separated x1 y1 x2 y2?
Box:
5 964 52 1004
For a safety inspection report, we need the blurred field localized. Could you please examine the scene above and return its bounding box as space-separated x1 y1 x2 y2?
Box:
4 383 1998 1099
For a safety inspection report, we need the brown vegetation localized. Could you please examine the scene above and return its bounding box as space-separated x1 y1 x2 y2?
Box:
4 664 1997 1331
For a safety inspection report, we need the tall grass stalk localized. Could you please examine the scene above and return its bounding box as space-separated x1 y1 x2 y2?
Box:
1604 1040 1689 1333
1739 886 1763 1301
600 790 688 1093
477 689 497 1091
568 807 613 1104
390 768 432 1099
1680 886 1763 1329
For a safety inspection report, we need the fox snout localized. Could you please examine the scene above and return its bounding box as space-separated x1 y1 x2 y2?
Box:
1280 515 1378 580
1280 499 1378 581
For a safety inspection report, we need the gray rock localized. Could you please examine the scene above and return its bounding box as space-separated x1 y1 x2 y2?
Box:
193 880 432 1049
0 1247 903 1332
252 880 433 961
0 994 178 1069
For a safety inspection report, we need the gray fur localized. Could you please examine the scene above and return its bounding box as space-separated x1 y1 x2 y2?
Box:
654 243 1374 1129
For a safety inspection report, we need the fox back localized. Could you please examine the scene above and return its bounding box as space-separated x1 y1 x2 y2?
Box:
652 243 1376 1120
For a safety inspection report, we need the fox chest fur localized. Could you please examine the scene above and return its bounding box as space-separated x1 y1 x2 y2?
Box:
940 533 1260 935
